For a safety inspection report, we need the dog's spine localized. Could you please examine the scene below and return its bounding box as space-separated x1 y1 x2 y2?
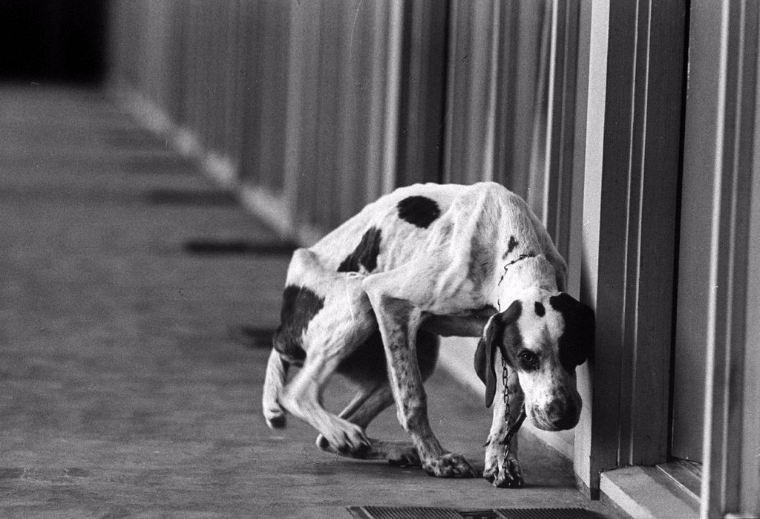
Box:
262 348 289 428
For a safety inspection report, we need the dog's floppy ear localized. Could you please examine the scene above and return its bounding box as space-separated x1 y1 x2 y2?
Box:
474 316 501 407
474 300 522 408
549 292 595 370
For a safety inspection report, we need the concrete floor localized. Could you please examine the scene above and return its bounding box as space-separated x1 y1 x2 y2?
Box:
0 87 624 518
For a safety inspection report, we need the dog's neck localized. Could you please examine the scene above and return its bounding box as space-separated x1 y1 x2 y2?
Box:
495 254 559 310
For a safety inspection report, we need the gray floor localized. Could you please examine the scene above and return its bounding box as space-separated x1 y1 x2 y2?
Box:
0 87 624 518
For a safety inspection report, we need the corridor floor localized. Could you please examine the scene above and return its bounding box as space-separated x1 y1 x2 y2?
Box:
0 86 623 518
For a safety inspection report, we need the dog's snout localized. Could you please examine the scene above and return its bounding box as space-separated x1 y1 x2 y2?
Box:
549 400 579 430
530 397 581 431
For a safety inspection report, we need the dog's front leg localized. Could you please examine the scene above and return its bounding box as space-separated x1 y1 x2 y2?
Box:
484 360 525 488
363 286 477 478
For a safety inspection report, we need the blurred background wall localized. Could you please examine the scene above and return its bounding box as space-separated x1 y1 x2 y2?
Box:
105 0 583 462
106 0 579 258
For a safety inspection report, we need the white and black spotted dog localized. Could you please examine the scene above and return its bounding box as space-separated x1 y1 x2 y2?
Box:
262 182 594 487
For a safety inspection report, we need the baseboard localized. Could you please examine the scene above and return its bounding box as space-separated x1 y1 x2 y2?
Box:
239 185 293 238
599 466 700 519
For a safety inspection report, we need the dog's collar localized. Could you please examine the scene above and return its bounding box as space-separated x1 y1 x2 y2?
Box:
497 252 536 287
503 252 536 270
495 252 536 312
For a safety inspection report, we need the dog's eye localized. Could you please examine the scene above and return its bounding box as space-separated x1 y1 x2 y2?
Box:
518 350 539 369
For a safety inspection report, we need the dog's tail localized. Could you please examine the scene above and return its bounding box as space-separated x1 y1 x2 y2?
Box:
262 347 289 429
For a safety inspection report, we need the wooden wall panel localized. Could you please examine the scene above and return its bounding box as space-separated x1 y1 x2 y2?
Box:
283 0 322 232
107 0 578 254
573 0 686 495
685 2 760 516
255 0 290 191
742 88 760 514
395 1 448 187
239 0 265 187
334 0 365 225
442 0 578 258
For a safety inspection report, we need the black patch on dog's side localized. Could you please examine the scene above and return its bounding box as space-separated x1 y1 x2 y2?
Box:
397 196 441 228
337 227 382 273
549 293 595 372
272 285 325 363
534 302 546 317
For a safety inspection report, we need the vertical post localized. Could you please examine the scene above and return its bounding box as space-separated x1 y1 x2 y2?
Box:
574 0 611 496
381 0 404 195
394 0 449 186
742 78 760 513
573 0 686 494
692 1 760 516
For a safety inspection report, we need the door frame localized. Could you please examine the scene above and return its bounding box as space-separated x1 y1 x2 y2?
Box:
575 1 760 517
571 0 687 495
685 2 760 516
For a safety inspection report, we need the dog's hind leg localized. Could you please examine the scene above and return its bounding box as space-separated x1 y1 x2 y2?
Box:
262 348 289 429
281 331 376 455
315 381 392 451
316 382 422 465
316 330 440 467
316 381 429 466
276 249 378 456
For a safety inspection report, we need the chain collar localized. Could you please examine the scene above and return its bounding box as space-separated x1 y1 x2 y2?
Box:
495 249 532 451
496 252 536 311
500 354 527 449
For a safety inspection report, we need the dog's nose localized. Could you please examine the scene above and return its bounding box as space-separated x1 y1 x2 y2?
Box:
547 400 579 430
550 412 579 430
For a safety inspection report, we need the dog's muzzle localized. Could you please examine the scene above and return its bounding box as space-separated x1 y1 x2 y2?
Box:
528 396 581 432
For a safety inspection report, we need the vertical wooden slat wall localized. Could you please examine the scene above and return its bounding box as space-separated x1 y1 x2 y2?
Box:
688 2 760 516
531 0 579 261
395 2 448 188
108 0 573 246
442 0 579 253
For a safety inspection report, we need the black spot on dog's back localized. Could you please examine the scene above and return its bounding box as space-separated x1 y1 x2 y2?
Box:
273 285 325 364
337 227 382 273
508 235 519 254
534 302 545 317
502 235 520 259
397 196 441 228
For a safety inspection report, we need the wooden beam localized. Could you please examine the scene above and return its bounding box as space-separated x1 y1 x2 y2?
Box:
689 2 760 516
574 0 686 493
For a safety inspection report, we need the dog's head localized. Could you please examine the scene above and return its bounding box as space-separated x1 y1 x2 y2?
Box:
474 290 594 431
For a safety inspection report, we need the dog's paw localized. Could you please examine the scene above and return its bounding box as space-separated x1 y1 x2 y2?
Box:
265 413 287 429
484 456 524 488
316 423 371 458
386 445 420 467
316 434 331 451
263 407 287 429
422 453 479 478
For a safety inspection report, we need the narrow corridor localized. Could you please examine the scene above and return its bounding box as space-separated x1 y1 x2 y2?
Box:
0 87 621 518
